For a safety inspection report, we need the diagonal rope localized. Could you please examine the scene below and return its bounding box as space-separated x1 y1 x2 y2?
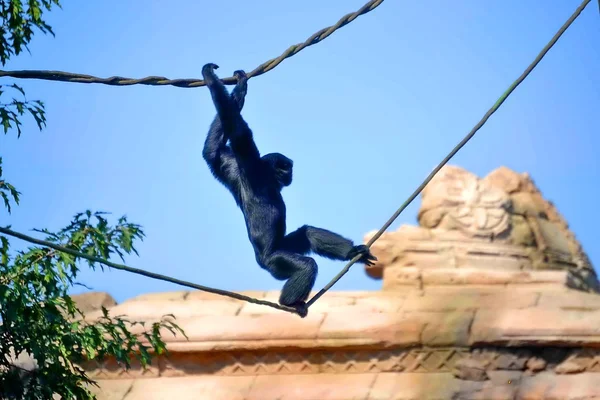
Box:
0 0 384 88
306 0 593 308
0 226 298 314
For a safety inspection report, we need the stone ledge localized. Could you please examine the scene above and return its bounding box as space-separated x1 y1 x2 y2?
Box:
76 286 600 320
402 290 539 312
159 313 325 343
421 268 578 287
82 346 600 381
90 372 600 399
471 308 600 346
76 289 600 350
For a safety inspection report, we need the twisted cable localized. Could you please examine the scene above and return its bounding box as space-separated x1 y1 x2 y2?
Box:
0 0 384 88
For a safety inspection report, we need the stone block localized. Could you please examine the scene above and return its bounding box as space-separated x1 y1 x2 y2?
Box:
369 372 483 400
101 299 242 320
537 290 600 310
247 373 376 400
127 291 188 302
416 311 475 346
454 254 528 270
470 308 600 346
487 370 523 386
382 266 422 290
453 358 489 381
185 290 267 302
422 268 573 287
517 372 600 400
525 357 547 372
124 375 254 400
402 290 538 312
165 313 324 343
353 295 405 313
318 313 423 347
88 380 133 400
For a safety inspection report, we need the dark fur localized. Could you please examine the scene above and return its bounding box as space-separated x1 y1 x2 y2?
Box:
201 64 376 314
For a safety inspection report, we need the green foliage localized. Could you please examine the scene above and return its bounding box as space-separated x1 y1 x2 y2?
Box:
0 0 61 66
0 2 187 399
0 83 46 137
0 0 57 138
0 157 21 213
0 212 186 399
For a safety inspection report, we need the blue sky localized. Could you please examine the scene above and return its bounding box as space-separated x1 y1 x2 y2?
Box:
1 1 599 303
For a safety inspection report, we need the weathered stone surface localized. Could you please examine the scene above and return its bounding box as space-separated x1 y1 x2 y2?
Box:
71 291 117 313
167 313 324 343
418 165 512 238
319 312 422 346
125 375 254 400
453 358 489 381
555 359 586 374
517 372 600 400
367 165 597 292
128 291 188 302
369 372 453 400
417 311 474 346
90 372 600 400
510 192 548 218
422 269 574 287
369 372 496 400
88 380 133 400
483 166 523 194
456 385 517 400
487 370 522 386
538 290 600 310
186 290 267 301
471 348 530 370
97 299 243 320
382 266 422 289
525 357 547 372
353 294 405 313
470 308 600 345
248 374 376 400
402 290 538 312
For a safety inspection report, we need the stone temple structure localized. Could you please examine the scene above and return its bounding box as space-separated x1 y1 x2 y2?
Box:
78 165 600 400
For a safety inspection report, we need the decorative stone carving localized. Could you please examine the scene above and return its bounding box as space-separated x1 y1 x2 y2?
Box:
82 347 600 380
364 165 598 292
418 166 511 238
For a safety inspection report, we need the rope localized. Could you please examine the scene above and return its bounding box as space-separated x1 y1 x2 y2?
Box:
0 0 593 317
0 226 297 314
306 0 593 308
0 0 384 88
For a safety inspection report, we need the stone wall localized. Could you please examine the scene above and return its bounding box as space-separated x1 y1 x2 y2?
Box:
78 166 600 400
76 287 600 400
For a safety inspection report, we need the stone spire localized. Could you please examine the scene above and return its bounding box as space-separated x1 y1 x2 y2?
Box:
364 165 598 292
